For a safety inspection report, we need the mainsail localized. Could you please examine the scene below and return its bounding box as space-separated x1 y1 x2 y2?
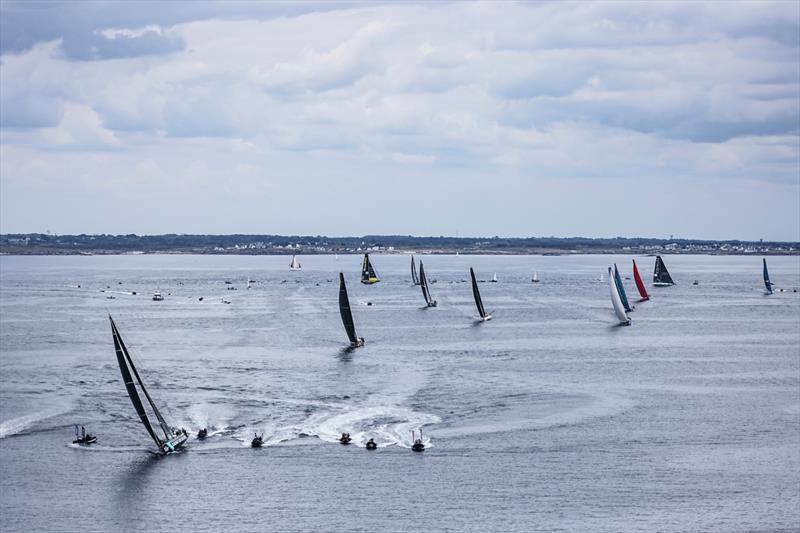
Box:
419 261 436 306
470 267 487 318
632 259 650 301
609 268 631 325
653 255 675 286
361 254 380 284
290 255 301 270
763 258 773 294
411 256 420 285
614 264 634 313
339 272 359 344
109 316 168 447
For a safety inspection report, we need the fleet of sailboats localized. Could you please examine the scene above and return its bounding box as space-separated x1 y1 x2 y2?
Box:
109 315 188 454
470 267 491 321
339 272 365 347
419 261 437 307
653 255 675 286
361 254 380 284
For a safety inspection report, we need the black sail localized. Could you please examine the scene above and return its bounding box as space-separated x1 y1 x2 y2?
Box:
339 273 358 344
411 256 420 285
419 261 432 304
109 316 162 447
470 267 486 318
653 255 675 285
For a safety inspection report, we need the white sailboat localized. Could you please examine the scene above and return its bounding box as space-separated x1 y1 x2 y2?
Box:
491 272 498 283
609 267 631 326
532 271 539 283
290 255 301 270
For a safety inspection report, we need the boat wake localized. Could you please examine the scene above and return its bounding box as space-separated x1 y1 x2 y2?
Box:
0 406 72 439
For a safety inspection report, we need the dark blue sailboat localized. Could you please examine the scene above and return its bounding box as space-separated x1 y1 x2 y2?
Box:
614 264 634 313
339 273 365 347
763 258 773 295
411 256 420 285
419 261 437 307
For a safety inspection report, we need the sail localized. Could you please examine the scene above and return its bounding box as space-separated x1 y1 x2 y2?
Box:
339 273 358 343
763 258 773 294
290 255 301 269
609 268 630 324
470 267 486 318
632 260 650 300
419 261 432 305
653 255 675 285
614 264 633 313
411 256 420 285
109 316 162 447
361 254 379 283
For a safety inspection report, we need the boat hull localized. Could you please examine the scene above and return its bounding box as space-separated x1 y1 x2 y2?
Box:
161 433 188 454
652 282 674 287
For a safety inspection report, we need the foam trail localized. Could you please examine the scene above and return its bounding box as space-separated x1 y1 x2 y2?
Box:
302 406 440 448
0 406 71 439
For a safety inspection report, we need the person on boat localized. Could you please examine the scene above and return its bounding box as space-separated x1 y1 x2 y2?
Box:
366 438 377 449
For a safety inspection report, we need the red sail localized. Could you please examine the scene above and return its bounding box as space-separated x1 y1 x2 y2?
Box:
632 260 650 301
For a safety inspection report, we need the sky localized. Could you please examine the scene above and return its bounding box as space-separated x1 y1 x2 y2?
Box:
0 1 798 241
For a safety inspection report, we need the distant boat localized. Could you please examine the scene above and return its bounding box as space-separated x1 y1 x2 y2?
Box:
532 271 539 283
72 425 97 445
599 271 605 283
246 277 252 289
152 291 164 301
361 254 380 284
109 315 188 454
290 255 301 270
339 273 365 347
609 268 631 326
411 256 420 285
470 267 491 321
491 272 498 283
419 262 437 307
632 260 650 301
653 255 675 286
614 264 634 313
763 258 773 294
411 430 425 452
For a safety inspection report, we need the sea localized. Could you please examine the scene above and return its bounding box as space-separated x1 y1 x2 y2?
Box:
0 253 798 532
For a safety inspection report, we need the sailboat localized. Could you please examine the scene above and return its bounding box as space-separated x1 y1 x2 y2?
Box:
290 255 301 270
613 264 634 313
532 271 539 283
339 273 365 347
653 255 675 286
109 315 188 454
491 272 498 283
632 259 650 301
419 261 437 307
609 268 631 326
361 254 380 284
763 258 774 294
411 256 420 285
470 267 491 321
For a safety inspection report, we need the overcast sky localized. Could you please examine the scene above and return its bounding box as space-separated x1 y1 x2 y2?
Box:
1 1 798 240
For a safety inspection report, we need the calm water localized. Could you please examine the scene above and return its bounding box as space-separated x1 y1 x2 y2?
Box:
1 254 798 532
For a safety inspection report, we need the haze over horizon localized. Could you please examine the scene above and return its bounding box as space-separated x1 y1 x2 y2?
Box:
1 1 798 241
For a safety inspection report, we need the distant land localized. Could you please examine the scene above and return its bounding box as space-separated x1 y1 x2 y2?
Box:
0 234 797 256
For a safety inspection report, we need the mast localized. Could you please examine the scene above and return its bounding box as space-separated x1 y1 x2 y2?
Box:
653 256 675 285
339 273 359 344
109 316 163 447
632 260 650 300
411 256 420 285
609 268 631 325
470 267 486 318
614 264 634 313
419 261 432 305
763 258 773 294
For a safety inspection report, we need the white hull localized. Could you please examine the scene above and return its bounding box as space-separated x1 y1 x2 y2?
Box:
652 282 674 287
475 314 492 322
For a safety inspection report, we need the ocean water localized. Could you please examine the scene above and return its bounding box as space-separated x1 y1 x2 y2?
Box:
0 254 798 532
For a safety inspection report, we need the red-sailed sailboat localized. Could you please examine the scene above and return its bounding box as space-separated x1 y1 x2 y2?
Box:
632 259 650 302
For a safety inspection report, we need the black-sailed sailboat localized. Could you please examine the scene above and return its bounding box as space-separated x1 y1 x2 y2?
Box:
613 264 634 313
470 267 491 321
361 254 380 284
339 273 365 347
653 255 675 286
109 315 188 454
419 261 437 307
763 258 773 294
411 256 420 285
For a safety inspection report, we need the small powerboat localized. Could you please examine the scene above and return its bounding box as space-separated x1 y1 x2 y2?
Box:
365 438 377 450
197 428 208 440
152 291 164 301
72 425 97 445
251 432 263 448
411 430 425 452
339 432 352 445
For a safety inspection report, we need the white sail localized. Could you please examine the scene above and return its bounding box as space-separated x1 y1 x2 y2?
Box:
290 255 301 270
532 271 539 282
609 267 630 325
492 272 498 282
